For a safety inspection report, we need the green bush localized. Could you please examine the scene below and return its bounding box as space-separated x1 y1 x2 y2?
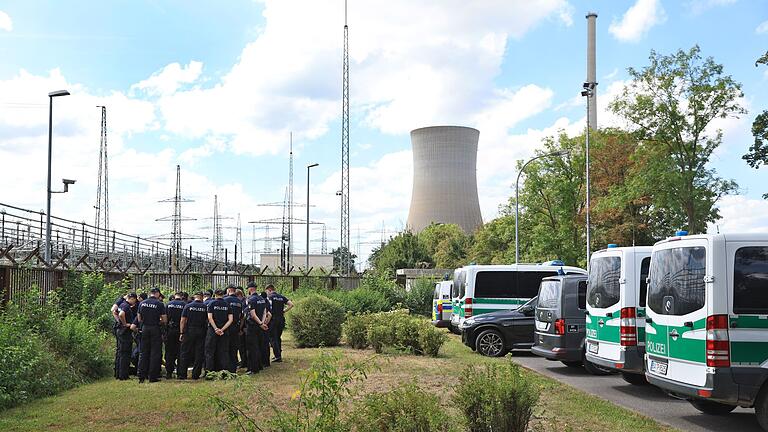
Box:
367 324 392 354
0 312 78 410
343 314 371 349
353 383 446 432
404 278 435 317
47 314 112 380
393 314 422 352
332 288 391 315
418 324 447 357
288 294 346 348
453 363 539 432
359 275 405 307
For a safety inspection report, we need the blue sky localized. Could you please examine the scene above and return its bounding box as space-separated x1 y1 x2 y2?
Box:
1 0 767 267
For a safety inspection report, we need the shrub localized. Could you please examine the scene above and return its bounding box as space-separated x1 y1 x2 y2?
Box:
360 275 405 307
333 288 391 315
367 324 392 354
418 323 447 357
47 314 112 380
404 278 435 317
393 314 422 352
453 363 539 432
344 314 371 349
353 383 446 432
288 294 346 348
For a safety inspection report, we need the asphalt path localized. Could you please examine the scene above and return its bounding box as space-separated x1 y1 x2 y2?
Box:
507 351 760 432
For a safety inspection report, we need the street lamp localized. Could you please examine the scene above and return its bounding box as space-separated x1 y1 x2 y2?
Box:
45 89 71 264
306 163 319 271
581 81 596 270
514 150 569 264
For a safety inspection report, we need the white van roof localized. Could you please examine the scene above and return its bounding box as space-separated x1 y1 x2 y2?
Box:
592 245 653 255
655 232 768 246
456 264 586 274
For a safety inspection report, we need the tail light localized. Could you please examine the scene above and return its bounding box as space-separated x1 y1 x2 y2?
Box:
620 307 637 346
464 298 473 318
706 314 730 368
437 303 443 313
555 318 565 335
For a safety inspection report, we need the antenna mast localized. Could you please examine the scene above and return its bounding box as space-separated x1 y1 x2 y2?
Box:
212 195 223 261
94 105 110 253
340 0 351 275
288 134 294 269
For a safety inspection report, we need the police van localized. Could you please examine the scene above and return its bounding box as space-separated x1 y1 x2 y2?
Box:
450 263 587 330
585 245 652 385
644 232 768 429
431 280 453 328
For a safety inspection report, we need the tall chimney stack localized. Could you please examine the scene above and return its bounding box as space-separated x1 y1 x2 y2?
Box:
586 12 598 129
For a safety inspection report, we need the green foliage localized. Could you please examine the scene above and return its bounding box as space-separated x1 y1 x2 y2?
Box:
353 383 447 432
420 223 471 269
453 363 539 432
403 278 436 317
744 53 768 199
343 314 370 349
204 370 240 381
330 288 390 315
54 272 130 332
47 314 111 380
418 324 448 358
367 324 392 354
368 231 433 277
332 246 357 273
288 294 346 348
610 45 742 232
469 215 517 264
359 275 405 307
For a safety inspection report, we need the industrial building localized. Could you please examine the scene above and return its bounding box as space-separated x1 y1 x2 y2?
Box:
259 253 334 272
406 126 483 234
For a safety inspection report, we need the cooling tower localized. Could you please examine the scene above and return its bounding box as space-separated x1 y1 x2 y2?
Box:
406 126 483 234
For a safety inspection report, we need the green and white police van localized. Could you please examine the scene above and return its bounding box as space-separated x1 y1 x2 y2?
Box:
585 245 652 385
450 263 587 330
644 232 768 429
431 280 453 328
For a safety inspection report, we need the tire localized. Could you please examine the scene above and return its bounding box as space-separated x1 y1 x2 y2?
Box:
475 329 508 357
562 360 583 368
688 399 736 415
621 372 648 385
583 358 612 375
756 387 768 431
449 324 461 335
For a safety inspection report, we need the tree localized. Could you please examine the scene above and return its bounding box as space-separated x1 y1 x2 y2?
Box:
419 223 471 269
469 216 516 265
367 231 433 277
610 45 742 233
743 50 768 198
331 247 357 273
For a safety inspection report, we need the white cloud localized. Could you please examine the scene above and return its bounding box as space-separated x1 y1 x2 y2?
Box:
0 10 11 32
687 0 738 15
708 195 768 234
756 20 768 34
131 61 203 96
609 0 666 42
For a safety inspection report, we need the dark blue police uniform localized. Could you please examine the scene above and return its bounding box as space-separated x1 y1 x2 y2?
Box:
245 293 269 372
137 297 166 382
116 301 134 380
268 292 290 360
223 294 244 373
112 295 126 378
165 299 186 378
178 300 208 379
205 298 232 372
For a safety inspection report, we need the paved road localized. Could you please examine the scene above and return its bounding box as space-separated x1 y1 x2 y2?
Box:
508 351 760 432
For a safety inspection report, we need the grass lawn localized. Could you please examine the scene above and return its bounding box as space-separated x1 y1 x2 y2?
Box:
0 332 676 432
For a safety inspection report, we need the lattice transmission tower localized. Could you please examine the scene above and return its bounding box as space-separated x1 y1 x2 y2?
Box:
94 105 110 252
340 0 351 275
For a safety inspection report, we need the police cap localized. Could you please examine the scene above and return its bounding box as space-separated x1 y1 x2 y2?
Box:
214 288 226 296
126 292 138 299
246 281 257 288
150 287 162 294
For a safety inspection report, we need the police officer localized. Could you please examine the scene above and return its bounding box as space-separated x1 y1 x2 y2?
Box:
265 284 293 362
111 292 129 378
259 290 272 368
116 292 138 380
131 292 148 372
205 289 233 372
223 284 244 373
165 292 186 379
235 287 248 368
245 282 271 374
137 287 167 383
203 289 214 306
178 292 208 379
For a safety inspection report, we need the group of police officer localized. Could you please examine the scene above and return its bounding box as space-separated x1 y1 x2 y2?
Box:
111 281 293 382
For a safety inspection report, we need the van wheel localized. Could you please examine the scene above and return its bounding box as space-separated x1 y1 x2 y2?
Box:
621 372 647 385
688 399 736 415
562 361 583 368
475 329 507 357
583 359 612 375
755 387 768 431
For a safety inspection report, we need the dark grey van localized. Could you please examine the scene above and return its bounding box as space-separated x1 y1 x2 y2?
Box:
532 275 609 375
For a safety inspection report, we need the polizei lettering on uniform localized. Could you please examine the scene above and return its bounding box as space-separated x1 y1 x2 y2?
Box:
142 303 159 309
189 306 206 313
213 306 229 311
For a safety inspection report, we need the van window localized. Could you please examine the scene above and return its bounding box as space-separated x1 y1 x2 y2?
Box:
518 272 558 298
639 257 651 307
578 280 587 309
433 285 440 300
587 257 621 309
475 271 517 298
648 247 706 316
733 247 768 314
538 280 561 308
452 271 465 298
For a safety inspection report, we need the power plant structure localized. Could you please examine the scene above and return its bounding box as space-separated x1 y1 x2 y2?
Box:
406 126 483 234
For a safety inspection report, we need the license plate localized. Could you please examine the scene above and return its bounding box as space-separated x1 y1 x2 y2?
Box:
587 341 599 354
650 359 668 376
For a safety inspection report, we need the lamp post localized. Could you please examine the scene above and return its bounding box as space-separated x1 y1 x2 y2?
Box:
581 82 596 271
515 150 569 264
306 163 319 271
45 89 71 264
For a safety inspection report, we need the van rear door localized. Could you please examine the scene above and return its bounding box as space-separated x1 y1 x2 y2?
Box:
646 241 709 387
536 280 562 350
585 255 622 361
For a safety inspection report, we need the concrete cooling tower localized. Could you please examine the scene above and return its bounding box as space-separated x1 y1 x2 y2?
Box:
406 126 483 234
